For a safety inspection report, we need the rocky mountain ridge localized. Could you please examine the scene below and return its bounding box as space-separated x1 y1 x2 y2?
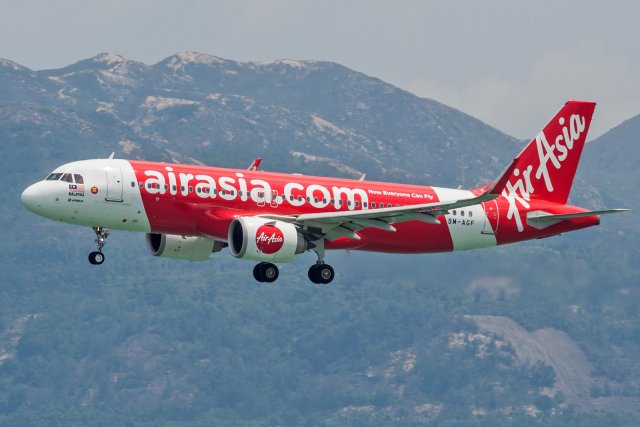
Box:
2 51 520 187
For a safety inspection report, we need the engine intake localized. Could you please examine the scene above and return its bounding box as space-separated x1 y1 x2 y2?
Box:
146 233 223 261
228 217 307 263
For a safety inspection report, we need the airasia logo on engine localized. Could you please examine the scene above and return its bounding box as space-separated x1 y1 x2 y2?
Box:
255 225 284 254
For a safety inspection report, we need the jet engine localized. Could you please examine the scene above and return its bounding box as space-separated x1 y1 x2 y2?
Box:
228 217 307 263
146 233 223 261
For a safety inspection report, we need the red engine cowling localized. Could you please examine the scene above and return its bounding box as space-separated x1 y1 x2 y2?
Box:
228 217 307 263
146 233 223 261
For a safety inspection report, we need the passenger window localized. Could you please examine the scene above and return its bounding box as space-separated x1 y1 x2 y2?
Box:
371 202 376 208
74 174 84 184
461 210 465 217
355 201 360 207
452 210 457 216
469 211 473 218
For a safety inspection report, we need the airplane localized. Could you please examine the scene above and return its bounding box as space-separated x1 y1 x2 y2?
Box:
21 100 628 284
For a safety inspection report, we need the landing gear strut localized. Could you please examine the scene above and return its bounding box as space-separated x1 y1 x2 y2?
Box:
253 262 279 283
308 239 335 284
88 226 109 265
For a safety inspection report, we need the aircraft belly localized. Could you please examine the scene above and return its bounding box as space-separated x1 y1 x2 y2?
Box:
351 220 454 253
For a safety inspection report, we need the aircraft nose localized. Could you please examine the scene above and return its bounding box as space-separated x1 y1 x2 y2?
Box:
21 183 44 214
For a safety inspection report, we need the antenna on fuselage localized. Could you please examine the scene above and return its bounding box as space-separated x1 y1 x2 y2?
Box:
108 152 115 159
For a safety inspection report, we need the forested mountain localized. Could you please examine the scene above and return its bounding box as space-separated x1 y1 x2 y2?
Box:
0 53 638 426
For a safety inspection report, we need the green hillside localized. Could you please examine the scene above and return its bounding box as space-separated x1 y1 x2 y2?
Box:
0 53 638 426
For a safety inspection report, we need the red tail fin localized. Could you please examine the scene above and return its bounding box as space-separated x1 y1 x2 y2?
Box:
507 100 596 204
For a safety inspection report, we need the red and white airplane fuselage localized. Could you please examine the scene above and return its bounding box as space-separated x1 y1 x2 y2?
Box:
21 101 627 283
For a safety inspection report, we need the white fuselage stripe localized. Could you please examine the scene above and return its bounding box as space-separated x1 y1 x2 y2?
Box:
432 188 497 251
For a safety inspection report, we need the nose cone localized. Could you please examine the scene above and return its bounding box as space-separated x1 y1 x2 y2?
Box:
21 183 45 215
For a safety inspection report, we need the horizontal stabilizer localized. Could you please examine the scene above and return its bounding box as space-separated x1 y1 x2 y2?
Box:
527 209 630 229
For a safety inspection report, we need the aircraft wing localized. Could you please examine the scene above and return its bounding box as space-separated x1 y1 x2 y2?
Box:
261 159 519 240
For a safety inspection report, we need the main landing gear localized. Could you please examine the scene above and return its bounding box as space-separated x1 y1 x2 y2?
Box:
251 261 335 284
250 240 336 284
88 226 109 265
253 262 279 283
308 263 335 284
308 239 335 284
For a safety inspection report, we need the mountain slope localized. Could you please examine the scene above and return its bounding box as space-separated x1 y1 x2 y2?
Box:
2 51 519 187
582 113 640 209
0 53 638 426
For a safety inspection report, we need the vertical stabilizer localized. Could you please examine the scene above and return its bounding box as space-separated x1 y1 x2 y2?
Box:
505 100 596 204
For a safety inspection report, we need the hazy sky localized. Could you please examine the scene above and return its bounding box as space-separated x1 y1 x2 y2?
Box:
1 0 638 139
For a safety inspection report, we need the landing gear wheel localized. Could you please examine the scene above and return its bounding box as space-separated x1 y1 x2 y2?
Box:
88 251 105 265
253 264 262 281
308 264 334 284
263 263 279 283
317 264 334 284
253 262 279 283
308 265 319 283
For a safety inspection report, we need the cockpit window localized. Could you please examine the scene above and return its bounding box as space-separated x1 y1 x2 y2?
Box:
46 173 63 181
74 174 84 184
61 173 74 183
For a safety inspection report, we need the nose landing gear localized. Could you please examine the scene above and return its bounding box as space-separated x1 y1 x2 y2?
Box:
88 227 109 265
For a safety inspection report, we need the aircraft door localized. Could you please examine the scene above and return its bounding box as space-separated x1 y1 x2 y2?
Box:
105 167 123 202
481 200 499 234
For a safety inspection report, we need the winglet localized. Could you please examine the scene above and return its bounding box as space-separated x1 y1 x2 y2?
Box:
248 158 262 171
486 157 519 195
108 152 115 159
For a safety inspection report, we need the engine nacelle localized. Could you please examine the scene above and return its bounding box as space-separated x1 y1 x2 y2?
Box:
146 233 223 261
228 217 307 263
